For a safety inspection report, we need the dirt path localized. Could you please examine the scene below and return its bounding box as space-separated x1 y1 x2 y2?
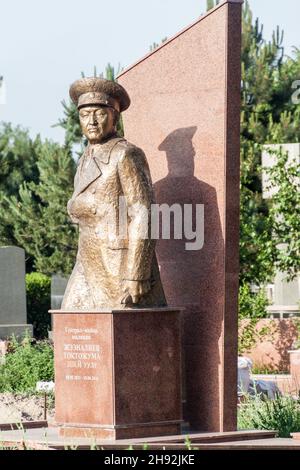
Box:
0 393 54 424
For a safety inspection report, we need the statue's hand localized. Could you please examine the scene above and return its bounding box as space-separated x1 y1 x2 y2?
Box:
121 280 151 305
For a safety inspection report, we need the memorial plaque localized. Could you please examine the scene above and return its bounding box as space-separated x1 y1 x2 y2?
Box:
54 313 113 428
53 309 182 439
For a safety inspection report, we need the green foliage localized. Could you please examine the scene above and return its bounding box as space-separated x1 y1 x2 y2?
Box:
238 395 300 437
265 148 300 279
239 150 277 285
0 124 40 261
0 336 54 393
251 365 286 375
204 1 300 285
239 2 300 284
239 283 269 319
239 3 280 284
0 123 39 197
26 273 51 339
1 140 77 275
238 284 270 354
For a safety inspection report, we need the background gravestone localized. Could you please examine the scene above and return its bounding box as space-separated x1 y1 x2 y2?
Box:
51 275 68 311
0 246 32 338
48 275 68 338
119 0 242 431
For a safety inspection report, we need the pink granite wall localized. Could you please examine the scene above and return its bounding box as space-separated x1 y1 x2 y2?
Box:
118 0 242 431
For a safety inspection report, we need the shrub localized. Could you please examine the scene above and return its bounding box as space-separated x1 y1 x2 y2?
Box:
251 365 287 375
0 335 54 393
238 283 270 355
239 283 269 319
26 272 51 339
238 395 300 438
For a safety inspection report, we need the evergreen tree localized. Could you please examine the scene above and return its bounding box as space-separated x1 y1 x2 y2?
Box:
208 0 300 284
240 4 300 284
1 140 77 275
0 123 39 197
0 124 40 251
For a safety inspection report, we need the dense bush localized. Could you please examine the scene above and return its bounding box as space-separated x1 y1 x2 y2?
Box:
0 336 54 393
26 273 51 339
238 284 270 354
239 283 269 319
238 395 300 438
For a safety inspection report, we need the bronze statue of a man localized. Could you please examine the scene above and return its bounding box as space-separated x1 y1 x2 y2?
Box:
62 77 166 310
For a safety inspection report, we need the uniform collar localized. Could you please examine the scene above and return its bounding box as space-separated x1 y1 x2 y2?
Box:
73 135 125 197
87 133 122 164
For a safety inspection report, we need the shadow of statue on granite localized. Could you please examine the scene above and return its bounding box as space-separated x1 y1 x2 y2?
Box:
154 127 224 430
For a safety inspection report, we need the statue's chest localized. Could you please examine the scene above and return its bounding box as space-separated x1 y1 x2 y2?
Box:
76 159 119 193
69 164 122 222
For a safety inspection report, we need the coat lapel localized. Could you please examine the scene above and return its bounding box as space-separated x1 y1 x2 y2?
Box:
73 137 125 197
93 137 125 167
73 148 101 197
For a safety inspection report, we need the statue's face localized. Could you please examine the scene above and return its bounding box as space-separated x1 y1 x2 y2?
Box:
79 105 115 143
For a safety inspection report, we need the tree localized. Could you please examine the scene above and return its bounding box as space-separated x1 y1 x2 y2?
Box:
0 123 40 198
240 3 300 284
239 2 283 284
266 148 300 279
0 124 40 254
1 140 77 275
208 0 300 284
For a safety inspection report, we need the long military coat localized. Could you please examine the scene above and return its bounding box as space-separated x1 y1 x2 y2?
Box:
62 135 166 310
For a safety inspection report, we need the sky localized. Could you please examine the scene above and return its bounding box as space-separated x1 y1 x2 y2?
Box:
0 0 299 143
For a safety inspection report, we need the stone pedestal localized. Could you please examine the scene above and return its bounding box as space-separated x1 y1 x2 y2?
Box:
50 308 182 439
